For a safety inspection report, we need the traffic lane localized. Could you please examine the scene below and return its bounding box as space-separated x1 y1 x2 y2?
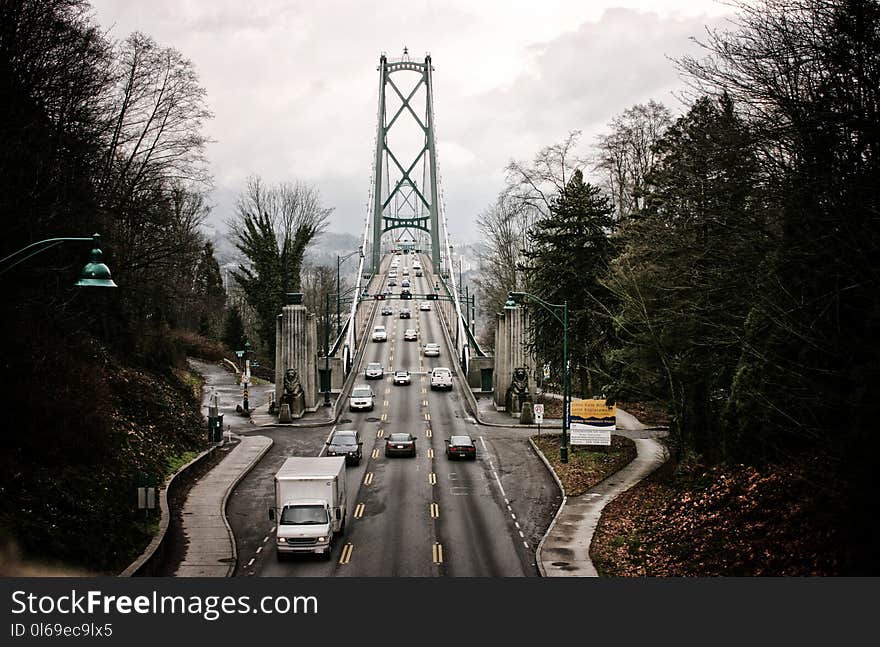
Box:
336 321 438 576
336 427 437 576
428 375 533 576
257 307 395 576
227 425 335 576
416 289 556 569
476 423 562 555
260 301 410 577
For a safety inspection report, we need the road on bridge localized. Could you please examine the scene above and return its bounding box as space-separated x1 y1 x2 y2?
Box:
226 253 559 576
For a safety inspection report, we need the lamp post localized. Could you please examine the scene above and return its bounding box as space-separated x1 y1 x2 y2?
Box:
337 247 363 338
324 288 356 406
0 232 117 287
242 338 251 412
506 291 569 463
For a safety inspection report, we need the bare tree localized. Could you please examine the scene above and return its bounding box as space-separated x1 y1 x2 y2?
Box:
229 176 332 355
472 194 539 345
504 130 586 218
99 32 213 211
594 100 673 220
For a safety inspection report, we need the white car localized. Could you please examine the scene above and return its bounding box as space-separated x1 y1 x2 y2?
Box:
419 301 431 311
403 328 418 341
372 325 387 342
348 385 375 411
423 343 440 357
430 367 453 391
392 370 411 386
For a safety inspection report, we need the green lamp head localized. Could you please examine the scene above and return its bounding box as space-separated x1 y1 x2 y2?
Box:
75 235 117 288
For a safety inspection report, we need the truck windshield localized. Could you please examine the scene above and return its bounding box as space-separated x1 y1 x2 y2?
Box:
280 505 328 525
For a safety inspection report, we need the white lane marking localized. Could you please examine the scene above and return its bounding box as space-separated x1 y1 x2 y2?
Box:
518 531 524 538
319 424 338 457
262 536 269 543
247 557 255 567
523 541 530 549
480 436 508 498
511 513 517 521
256 546 263 554
514 521 520 530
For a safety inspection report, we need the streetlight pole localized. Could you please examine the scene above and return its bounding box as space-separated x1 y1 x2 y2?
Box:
0 232 117 287
506 291 569 463
336 247 363 338
242 339 251 413
324 292 331 406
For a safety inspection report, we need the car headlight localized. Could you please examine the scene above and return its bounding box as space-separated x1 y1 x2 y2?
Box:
317 536 329 543
276 537 286 544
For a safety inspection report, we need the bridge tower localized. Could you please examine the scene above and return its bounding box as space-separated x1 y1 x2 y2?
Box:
370 49 442 273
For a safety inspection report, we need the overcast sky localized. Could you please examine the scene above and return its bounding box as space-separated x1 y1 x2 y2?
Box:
87 0 734 244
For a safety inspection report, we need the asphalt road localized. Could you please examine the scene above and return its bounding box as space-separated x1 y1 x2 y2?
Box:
226 254 558 577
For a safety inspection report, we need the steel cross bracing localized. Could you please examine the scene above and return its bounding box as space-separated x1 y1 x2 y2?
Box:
369 52 441 273
335 52 482 385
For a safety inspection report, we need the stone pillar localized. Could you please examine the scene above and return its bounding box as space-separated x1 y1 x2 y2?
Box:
275 303 321 415
492 305 534 411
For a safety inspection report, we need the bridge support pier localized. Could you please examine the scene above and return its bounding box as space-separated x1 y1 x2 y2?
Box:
275 303 320 415
492 305 535 413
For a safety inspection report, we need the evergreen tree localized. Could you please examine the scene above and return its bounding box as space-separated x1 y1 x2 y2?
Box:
223 305 246 351
230 177 329 356
522 170 616 396
605 95 766 461
193 241 226 337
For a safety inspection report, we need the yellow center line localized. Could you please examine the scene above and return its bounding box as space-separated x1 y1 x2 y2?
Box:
377 429 384 438
428 448 434 459
423 400 428 407
364 472 374 485
425 413 431 421
354 503 365 519
428 472 436 485
432 542 443 563
371 448 379 459
339 543 354 564
426 428 432 438
384 400 389 407
430 502 440 518
381 413 387 421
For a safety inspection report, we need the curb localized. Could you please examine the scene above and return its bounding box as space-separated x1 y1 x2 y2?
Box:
222 436 274 577
119 444 219 577
527 436 567 578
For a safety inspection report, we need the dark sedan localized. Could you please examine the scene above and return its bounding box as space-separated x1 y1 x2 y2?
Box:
385 432 416 457
445 435 477 460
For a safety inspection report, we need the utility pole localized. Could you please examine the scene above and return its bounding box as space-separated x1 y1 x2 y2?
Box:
324 292 331 406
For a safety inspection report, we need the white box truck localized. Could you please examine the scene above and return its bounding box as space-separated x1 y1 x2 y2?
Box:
269 456 347 560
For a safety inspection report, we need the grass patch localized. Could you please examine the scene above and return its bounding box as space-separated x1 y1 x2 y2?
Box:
532 433 637 497
166 450 201 478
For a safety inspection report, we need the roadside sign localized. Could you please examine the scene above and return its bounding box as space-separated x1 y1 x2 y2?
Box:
533 403 544 424
568 399 616 446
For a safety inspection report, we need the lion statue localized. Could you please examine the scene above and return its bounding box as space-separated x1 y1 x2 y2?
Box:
279 368 305 417
505 366 530 413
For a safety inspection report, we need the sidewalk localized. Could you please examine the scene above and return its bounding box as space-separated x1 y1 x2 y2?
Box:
173 435 272 577
471 390 668 577
172 359 335 577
